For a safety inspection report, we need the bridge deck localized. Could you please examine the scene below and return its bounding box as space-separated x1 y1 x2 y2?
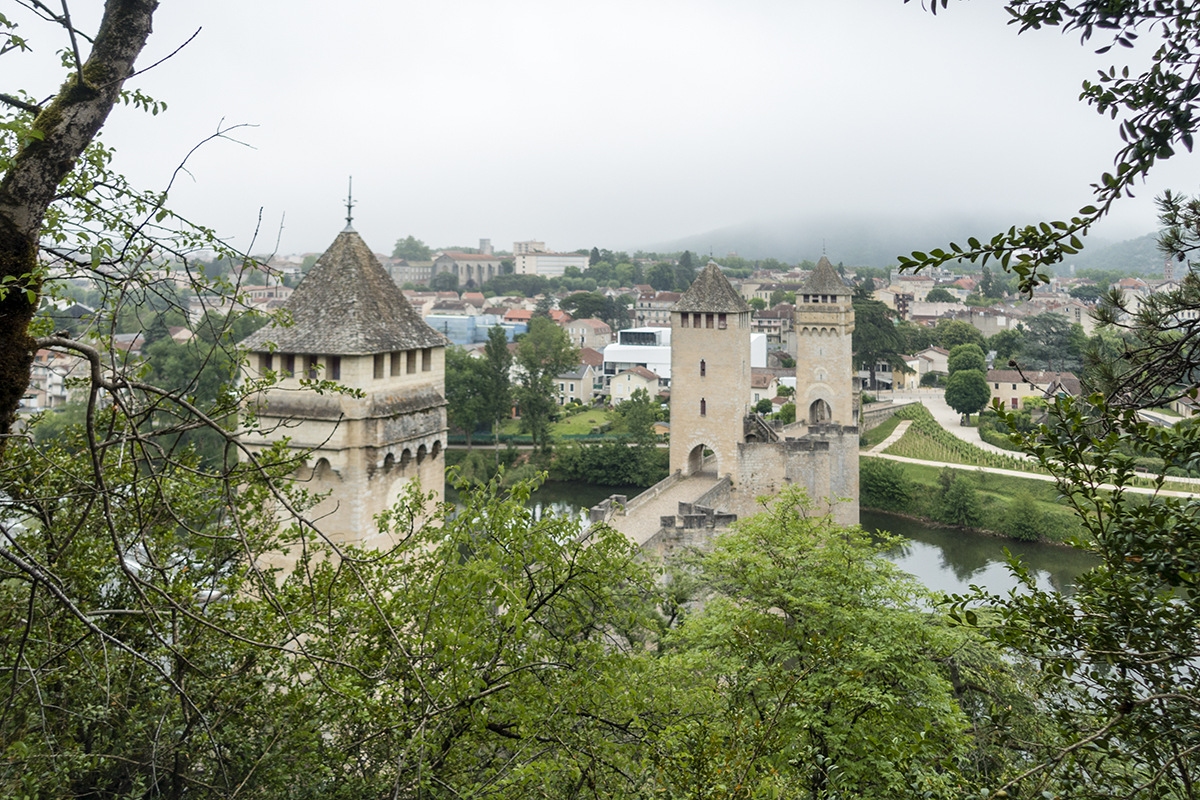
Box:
607 471 722 547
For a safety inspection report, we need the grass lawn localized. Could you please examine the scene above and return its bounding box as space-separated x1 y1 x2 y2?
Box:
497 408 620 437
860 415 902 449
883 460 1082 542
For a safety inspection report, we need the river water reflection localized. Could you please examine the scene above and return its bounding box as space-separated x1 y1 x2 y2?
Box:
861 509 1099 598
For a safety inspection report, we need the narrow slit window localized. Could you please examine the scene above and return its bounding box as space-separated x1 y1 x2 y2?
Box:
260 353 272 374
700 359 706 377
329 356 341 381
284 354 295 377
374 353 385 379
306 355 319 380
700 398 707 416
407 350 417 374
705 313 714 328
680 314 689 327
390 352 401 377
422 348 432 371
718 312 727 329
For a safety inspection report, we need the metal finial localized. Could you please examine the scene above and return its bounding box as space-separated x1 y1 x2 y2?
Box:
344 177 356 230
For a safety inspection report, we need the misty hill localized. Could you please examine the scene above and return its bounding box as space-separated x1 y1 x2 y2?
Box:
647 214 1169 274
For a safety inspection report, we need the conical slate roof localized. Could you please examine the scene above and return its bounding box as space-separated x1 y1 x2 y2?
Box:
242 229 447 355
802 256 850 295
671 260 751 313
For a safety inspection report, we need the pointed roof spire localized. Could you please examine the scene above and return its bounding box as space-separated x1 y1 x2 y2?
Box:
802 256 848 295
242 229 447 355
343 176 356 232
671 260 751 313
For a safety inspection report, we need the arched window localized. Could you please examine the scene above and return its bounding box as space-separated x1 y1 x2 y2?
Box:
700 398 707 416
700 359 706 377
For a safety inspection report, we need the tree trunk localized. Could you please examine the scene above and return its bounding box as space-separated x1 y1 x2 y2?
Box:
0 0 158 453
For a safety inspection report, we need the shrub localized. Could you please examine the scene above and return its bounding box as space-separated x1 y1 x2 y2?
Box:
1003 492 1042 542
860 458 913 511
934 471 982 528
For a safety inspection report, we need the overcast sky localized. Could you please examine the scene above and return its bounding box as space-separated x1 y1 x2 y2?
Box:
11 1 1200 259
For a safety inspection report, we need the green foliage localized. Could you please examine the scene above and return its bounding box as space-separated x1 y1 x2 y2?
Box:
754 397 773 414
925 286 958 303
554 439 667 487
444 346 490 447
852 294 911 388
934 319 986 350
391 234 432 261
944 369 991 420
947 343 986 375
989 327 1026 363
658 487 1026 798
950 393 1200 797
430 271 458 291
934 469 982 527
1003 491 1043 541
860 456 914 510
776 401 795 424
515 317 580 452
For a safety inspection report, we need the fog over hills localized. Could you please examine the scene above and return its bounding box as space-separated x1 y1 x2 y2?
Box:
646 213 1170 274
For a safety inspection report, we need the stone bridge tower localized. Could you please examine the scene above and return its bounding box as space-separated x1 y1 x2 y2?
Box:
241 225 449 551
795 256 855 426
669 261 752 481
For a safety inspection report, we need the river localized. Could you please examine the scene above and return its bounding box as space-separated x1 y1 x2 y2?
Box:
446 481 1100 597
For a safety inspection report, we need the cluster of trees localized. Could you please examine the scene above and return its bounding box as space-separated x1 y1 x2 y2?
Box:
445 318 580 454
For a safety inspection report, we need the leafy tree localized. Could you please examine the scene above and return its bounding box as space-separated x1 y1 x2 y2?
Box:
614 387 657 444
947 343 986 376
754 397 773 414
944 368 990 422
444 346 490 449
1021 312 1077 371
658 487 1027 799
430 271 459 292
935 469 982 527
952 394 1200 798
514 317 579 452
748 296 767 311
860 456 914 510
989 328 1026 364
559 290 606 320
676 250 696 288
532 294 554 318
646 261 676 291
852 293 912 390
925 286 958 303
776 401 796 424
482 325 513 457
897 319 935 352
391 235 432 261
589 245 601 266
934 319 986 350
1069 284 1104 302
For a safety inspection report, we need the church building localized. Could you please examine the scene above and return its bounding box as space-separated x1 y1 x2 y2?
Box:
240 225 449 552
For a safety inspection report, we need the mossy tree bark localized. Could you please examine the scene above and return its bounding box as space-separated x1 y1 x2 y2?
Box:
0 0 157 453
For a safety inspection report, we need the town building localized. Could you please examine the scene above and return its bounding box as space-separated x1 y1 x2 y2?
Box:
431 251 503 288
240 225 449 556
514 250 589 277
